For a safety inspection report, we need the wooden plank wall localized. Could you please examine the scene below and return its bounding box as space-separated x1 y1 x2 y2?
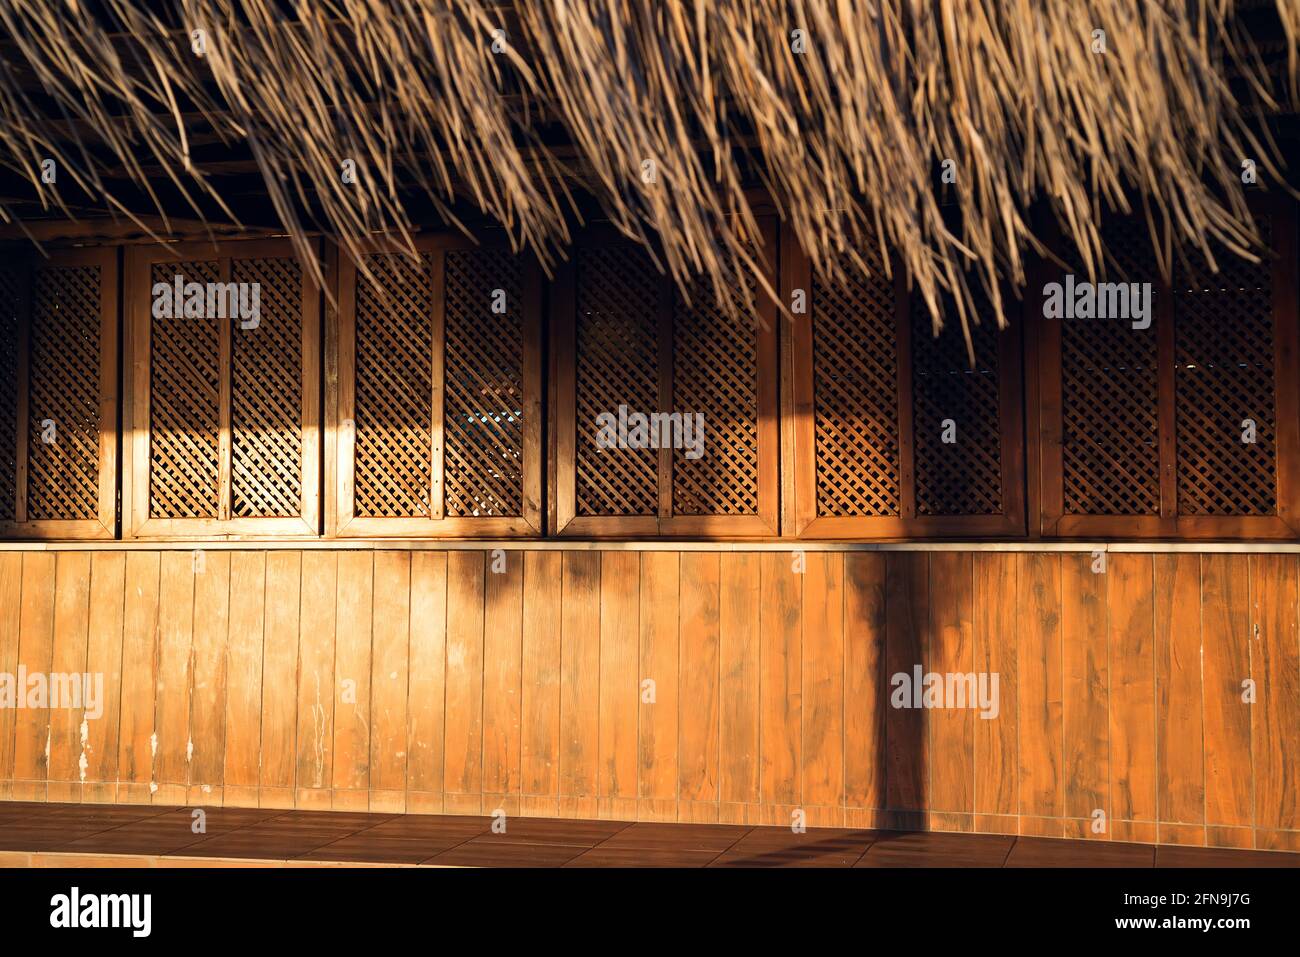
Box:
0 548 1296 850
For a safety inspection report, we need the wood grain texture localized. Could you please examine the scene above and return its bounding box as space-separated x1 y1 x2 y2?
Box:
368 551 409 808
224 552 266 796
598 552 639 815
679 553 720 814
844 552 886 812
718 552 761 813
117 552 159 797
0 546 1293 845
444 551 484 809
1108 554 1156 824
1201 553 1253 831
559 551 600 815
1018 552 1062 820
82 552 125 801
153 551 194 800
296 551 336 798
188 550 228 800
482 549 523 803
0 554 22 797
1251 555 1299 832
520 551 561 810
929 552 972 820
885 553 926 811
760 551 801 811
1061 553 1107 825
801 552 844 813
406 551 446 806
973 553 1017 817
638 552 679 818
1154 554 1203 827
48 553 91 799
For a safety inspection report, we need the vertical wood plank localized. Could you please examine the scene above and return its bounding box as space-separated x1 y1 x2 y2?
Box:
0 554 21 798
1018 553 1063 824
598 551 640 819
117 552 159 802
801 551 843 822
973 553 1018 821
259 550 301 807
718 552 761 818
332 550 372 808
14 553 56 798
844 552 887 812
639 551 680 820
1202 554 1252 834
82 553 125 803
188 550 229 803
1251 554 1300 832
48 552 92 801
444 551 484 812
223 551 266 805
1154 554 1204 828
296 551 336 806
520 551 561 815
559 551 600 817
760 551 801 818
482 549 524 809
1062 553 1108 830
406 551 447 812
153 551 195 803
885 553 926 812
1108 553 1157 829
679 552 720 820
929 552 973 824
369 551 410 812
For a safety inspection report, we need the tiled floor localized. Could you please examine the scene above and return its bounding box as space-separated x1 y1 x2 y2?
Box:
0 802 1296 867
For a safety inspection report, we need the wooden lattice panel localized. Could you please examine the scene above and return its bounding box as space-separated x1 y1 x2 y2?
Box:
0 267 20 522
26 265 103 520
444 248 523 517
575 245 660 516
230 257 302 518
149 260 221 519
1060 220 1161 515
1175 222 1277 516
354 253 434 518
672 271 760 516
812 264 900 517
911 288 1003 516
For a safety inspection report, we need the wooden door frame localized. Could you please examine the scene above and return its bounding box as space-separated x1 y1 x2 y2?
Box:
0 246 117 540
333 231 543 538
1035 192 1300 539
551 220 780 538
788 236 1026 540
124 238 322 539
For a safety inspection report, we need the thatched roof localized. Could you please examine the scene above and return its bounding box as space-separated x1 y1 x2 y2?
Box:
1 0 1298 345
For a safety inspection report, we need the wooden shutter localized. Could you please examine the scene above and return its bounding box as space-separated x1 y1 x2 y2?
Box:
124 239 321 537
0 248 117 539
335 234 542 536
1037 195 1300 538
789 234 1025 538
551 222 779 536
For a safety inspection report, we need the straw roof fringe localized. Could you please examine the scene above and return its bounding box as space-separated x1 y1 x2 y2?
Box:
0 1 1296 346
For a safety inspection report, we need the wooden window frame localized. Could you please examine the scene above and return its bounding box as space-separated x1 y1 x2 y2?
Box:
550 222 780 538
0 247 118 540
333 232 543 538
1034 193 1300 539
788 233 1025 539
124 238 322 539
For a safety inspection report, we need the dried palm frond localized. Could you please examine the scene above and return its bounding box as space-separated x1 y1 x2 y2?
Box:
0 0 1295 351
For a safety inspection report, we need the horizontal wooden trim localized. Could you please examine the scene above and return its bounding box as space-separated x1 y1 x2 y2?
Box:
5 539 1300 553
